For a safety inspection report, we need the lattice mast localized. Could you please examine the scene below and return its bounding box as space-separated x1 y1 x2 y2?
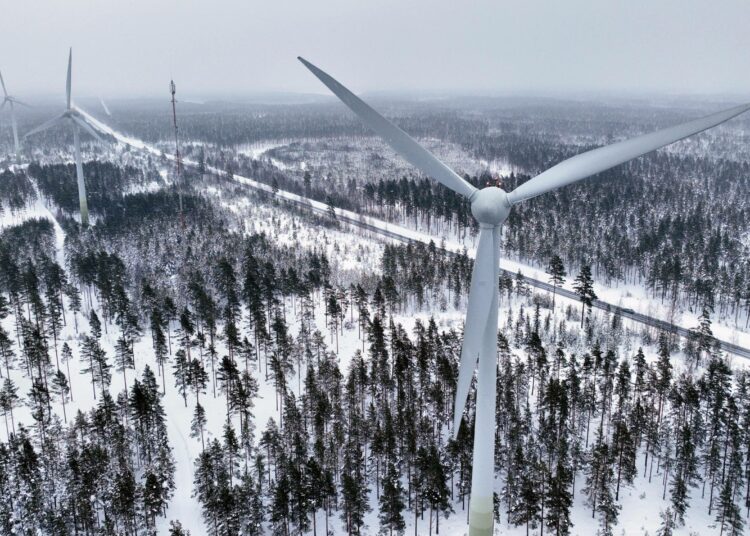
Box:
170 80 184 223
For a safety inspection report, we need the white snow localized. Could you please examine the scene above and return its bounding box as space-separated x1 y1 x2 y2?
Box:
12 111 736 535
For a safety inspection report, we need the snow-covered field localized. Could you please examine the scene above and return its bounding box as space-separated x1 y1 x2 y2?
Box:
2 110 746 535
1 164 745 535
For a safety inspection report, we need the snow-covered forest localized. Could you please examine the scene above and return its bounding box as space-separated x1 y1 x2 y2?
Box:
0 96 749 536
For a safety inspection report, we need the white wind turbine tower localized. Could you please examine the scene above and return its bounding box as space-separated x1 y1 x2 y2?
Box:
0 69 28 159
298 57 750 536
25 48 108 226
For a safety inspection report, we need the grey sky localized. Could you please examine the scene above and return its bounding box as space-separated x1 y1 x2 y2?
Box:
2 0 749 99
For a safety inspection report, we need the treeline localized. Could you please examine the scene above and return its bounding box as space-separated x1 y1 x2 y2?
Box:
29 160 146 216
379 241 472 311
0 169 36 212
100 101 372 146
0 171 479 535
185 101 750 325
0 367 175 534
500 152 750 319
0 214 176 533
0 156 748 535
190 273 750 536
348 161 750 323
1 217 56 260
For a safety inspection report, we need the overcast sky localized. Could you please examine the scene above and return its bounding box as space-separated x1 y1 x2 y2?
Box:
2 0 749 100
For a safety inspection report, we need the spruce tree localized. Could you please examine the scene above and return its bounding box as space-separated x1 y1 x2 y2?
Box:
546 254 566 309
379 461 406 536
573 264 597 327
191 402 207 451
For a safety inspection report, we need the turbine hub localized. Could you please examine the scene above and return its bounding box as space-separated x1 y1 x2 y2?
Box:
470 186 511 226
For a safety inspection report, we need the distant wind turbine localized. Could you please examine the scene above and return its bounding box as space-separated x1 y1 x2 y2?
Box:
0 69 28 158
25 48 110 226
298 56 750 536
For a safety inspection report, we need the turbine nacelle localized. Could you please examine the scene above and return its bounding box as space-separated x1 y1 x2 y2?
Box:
469 186 511 226
63 108 84 121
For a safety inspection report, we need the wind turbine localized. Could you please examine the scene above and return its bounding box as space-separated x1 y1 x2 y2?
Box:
0 69 28 159
25 48 108 226
298 57 750 536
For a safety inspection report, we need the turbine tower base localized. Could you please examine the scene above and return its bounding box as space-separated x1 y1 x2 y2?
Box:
469 496 494 536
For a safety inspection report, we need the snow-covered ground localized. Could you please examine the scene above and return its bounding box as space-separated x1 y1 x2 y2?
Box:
1 171 744 535
7 111 740 534
237 138 750 351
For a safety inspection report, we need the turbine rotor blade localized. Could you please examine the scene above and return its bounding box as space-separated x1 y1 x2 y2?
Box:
71 115 105 143
508 103 750 205
298 57 477 199
66 48 73 110
452 225 499 437
10 98 31 108
0 71 7 98
24 114 66 138
99 97 111 116
0 100 5 111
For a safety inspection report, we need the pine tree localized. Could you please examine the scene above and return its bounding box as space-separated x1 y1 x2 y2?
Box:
0 325 14 379
60 342 74 400
271 471 291 536
64 282 82 333
112 467 139 533
189 357 209 404
169 520 191 535
379 461 406 536
573 264 597 327
0 378 20 435
693 308 716 365
50 369 70 423
8 426 43 531
512 445 541 536
43 262 65 369
143 471 165 528
114 335 135 398
669 420 698 525
191 402 207 451
716 477 744 536
703 356 732 515
151 308 170 393
341 438 370 535
546 437 573 536
89 308 102 339
173 349 190 407
422 444 452 534
80 333 110 399
546 254 566 309
585 432 620 536
656 508 676 536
